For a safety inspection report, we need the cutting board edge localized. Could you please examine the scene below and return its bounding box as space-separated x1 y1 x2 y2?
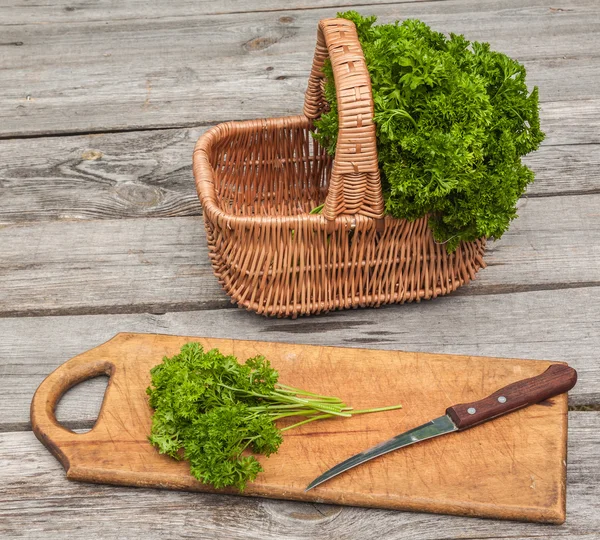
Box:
110 331 570 368
64 461 567 524
31 332 571 525
31 337 118 475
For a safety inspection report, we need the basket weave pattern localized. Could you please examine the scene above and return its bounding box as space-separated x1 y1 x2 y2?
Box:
193 19 486 317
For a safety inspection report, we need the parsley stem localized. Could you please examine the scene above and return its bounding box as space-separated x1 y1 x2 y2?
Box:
275 391 344 403
308 203 325 215
217 383 312 405
237 435 260 455
276 404 403 428
217 383 352 416
248 404 317 411
276 384 344 402
271 411 322 421
280 414 334 431
349 405 403 414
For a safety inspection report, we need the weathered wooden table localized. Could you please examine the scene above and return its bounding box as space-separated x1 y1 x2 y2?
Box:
1 1 599 538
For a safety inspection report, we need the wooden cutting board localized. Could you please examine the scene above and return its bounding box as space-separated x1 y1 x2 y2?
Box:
31 333 569 524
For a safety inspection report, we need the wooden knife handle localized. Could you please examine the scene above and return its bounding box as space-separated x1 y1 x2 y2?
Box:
446 364 577 430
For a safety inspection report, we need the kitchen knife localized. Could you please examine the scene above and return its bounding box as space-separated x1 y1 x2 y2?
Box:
305 364 577 492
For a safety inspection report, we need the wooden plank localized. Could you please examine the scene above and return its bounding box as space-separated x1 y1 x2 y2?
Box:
523 143 600 197
0 216 223 316
0 127 206 225
466 193 600 294
0 125 597 225
2 285 599 431
1 0 598 136
0 0 433 25
1 194 599 317
1 412 597 538
540 100 600 146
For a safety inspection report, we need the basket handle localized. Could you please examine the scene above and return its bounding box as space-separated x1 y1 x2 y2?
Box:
304 18 384 223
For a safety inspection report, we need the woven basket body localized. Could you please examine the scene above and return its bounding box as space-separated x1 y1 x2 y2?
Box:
193 19 486 317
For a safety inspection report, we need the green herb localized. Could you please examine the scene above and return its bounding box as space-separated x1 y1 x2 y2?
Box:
147 342 401 491
309 202 325 215
313 12 544 251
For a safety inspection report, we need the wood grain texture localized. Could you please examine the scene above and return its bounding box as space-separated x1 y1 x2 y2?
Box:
1 194 599 317
540 100 600 146
0 0 430 25
1 0 598 136
523 143 600 197
0 216 225 316
0 126 596 225
1 0 598 536
30 332 570 523
0 128 206 225
1 286 599 431
2 412 598 539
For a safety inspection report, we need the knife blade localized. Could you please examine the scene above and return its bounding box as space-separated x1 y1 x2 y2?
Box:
305 364 577 492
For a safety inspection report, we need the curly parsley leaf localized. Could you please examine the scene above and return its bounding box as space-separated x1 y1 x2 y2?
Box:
147 342 401 492
313 12 544 251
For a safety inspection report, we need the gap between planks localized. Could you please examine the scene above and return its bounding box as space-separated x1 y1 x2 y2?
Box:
1 413 598 539
1 282 600 319
1 0 598 137
2 285 600 432
0 97 597 142
0 0 455 27
1 124 599 227
2 192 600 317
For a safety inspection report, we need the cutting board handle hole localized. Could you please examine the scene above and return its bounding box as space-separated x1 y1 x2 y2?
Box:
55 375 110 433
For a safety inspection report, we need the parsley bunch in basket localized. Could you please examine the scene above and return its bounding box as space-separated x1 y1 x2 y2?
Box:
313 12 545 251
147 342 401 491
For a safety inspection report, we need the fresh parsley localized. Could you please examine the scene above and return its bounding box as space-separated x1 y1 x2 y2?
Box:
314 12 545 251
147 342 401 491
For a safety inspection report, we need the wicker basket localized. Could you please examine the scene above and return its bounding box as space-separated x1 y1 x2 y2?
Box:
193 18 486 317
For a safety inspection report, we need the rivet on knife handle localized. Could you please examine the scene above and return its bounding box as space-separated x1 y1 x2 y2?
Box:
445 364 577 430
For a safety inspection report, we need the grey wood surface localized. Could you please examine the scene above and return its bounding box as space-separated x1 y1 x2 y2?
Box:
1 0 599 538
0 286 597 432
0 0 434 25
2 194 599 316
1 413 598 539
1 0 597 136
0 127 598 225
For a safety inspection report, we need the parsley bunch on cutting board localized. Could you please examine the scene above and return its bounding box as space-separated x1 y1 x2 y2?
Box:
314 12 544 251
147 342 401 491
